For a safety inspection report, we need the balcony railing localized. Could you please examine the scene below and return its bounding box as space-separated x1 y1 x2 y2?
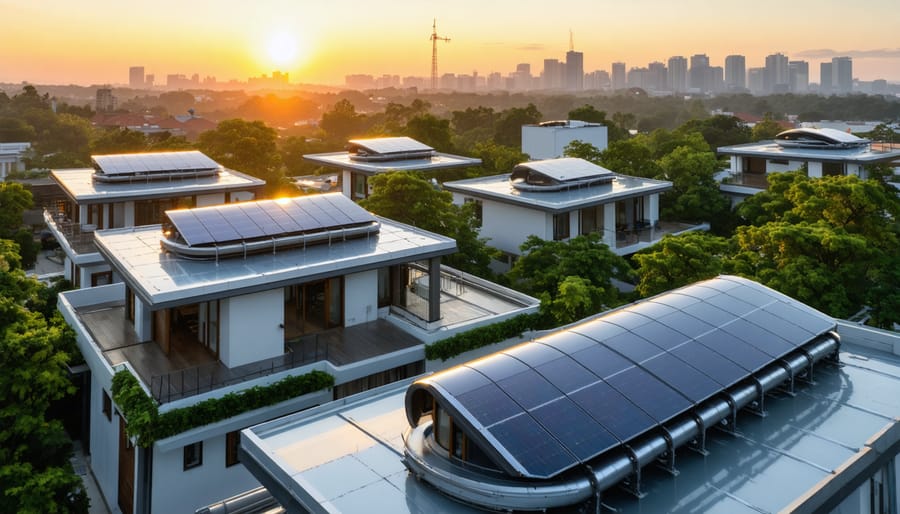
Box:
150 334 327 404
43 210 98 255
721 172 769 189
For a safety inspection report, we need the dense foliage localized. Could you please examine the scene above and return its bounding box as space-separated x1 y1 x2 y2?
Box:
111 369 334 447
424 313 547 361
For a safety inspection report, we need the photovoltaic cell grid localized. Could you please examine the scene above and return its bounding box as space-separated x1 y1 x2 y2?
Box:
348 137 434 155
92 151 219 176
517 158 615 182
429 276 835 479
165 193 376 247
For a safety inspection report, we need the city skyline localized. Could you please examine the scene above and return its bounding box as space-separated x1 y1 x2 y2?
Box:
2 0 900 86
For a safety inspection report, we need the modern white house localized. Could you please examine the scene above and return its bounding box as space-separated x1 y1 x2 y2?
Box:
717 127 900 204
0 142 31 180
43 151 265 288
443 157 706 269
57 192 538 514
521 119 608 159
240 276 900 514
303 136 481 200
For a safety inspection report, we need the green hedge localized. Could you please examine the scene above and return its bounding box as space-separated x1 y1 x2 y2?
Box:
424 312 547 362
111 369 334 447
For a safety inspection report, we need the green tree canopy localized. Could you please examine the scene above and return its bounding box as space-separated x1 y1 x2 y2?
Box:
566 105 629 142
494 103 541 148
360 172 496 277
319 99 368 142
750 113 783 141
632 232 731 297
656 145 730 224
507 233 632 325
0 182 33 238
198 119 288 196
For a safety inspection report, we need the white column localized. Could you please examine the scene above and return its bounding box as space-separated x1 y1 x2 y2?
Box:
808 161 823 178
124 202 135 227
569 210 579 238
731 156 741 173
134 299 153 342
603 203 616 247
647 194 659 227
342 170 352 198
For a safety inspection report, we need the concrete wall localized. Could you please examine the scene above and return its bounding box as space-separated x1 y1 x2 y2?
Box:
197 192 226 207
808 161 823 178
151 433 259 514
220 289 284 368
480 200 548 255
344 270 378 327
89 372 121 513
521 125 608 160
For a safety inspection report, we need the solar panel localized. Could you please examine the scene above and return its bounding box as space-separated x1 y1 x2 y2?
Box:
164 193 377 249
93 151 219 176
348 137 433 155
517 158 614 182
412 276 837 479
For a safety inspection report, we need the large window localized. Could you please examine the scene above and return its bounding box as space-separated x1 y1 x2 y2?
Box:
580 206 604 236
553 212 570 241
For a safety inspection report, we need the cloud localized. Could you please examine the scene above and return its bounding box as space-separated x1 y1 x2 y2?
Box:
516 44 546 51
795 48 900 59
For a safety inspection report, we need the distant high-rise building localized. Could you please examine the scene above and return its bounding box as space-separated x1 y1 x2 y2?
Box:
667 56 687 92
832 56 852 94
710 66 725 93
542 59 563 90
95 88 116 113
748 67 766 95
724 55 746 91
820 62 833 94
689 54 709 91
789 60 809 93
565 50 584 91
129 66 145 88
764 52 789 93
144 74 154 88
584 70 610 90
611 62 626 90
647 62 667 91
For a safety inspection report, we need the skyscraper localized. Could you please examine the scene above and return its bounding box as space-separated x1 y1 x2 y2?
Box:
648 62 667 92
667 56 687 92
565 50 584 91
689 54 709 91
789 60 809 93
611 62 626 90
724 55 746 91
542 59 563 90
764 53 789 93
95 88 116 112
129 66 145 88
832 56 853 94
820 62 833 94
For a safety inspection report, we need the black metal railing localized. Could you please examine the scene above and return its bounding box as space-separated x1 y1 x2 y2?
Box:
44 210 98 254
150 334 327 404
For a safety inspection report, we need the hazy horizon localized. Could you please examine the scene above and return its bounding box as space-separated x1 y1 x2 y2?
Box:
3 0 900 87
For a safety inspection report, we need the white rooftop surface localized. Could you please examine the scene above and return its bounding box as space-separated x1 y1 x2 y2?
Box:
94 219 456 308
243 339 900 513
517 157 614 181
51 168 265 203
444 173 672 212
302 151 482 176
717 140 900 162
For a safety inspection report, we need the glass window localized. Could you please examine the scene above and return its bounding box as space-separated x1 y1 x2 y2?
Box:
580 206 603 236
183 441 203 470
102 390 112 421
434 405 451 451
553 212 570 240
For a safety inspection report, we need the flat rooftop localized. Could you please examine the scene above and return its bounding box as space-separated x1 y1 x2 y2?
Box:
717 140 900 163
51 167 265 204
443 173 672 213
302 151 481 176
94 218 456 309
242 337 900 513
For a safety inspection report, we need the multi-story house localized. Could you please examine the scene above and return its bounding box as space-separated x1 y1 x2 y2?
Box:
443 157 707 270
44 151 264 288
58 192 538 514
303 137 481 200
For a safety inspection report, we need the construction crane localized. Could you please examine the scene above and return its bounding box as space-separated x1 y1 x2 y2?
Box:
430 19 450 90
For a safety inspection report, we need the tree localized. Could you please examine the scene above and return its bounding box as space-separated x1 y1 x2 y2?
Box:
633 232 731 297
0 117 37 142
675 115 751 151
494 103 541 148
198 119 288 196
319 99 367 142
0 182 33 238
566 105 629 142
405 114 453 152
656 145 730 224
507 233 632 324
750 113 783 141
91 128 149 154
0 241 88 513
471 140 527 176
599 139 660 178
563 140 604 164
360 172 496 277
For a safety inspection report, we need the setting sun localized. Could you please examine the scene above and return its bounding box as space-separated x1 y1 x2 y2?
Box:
265 31 301 67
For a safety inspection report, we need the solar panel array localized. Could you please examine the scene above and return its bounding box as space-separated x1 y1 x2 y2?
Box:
348 137 434 155
93 151 220 176
515 158 614 183
165 193 377 248
425 276 835 479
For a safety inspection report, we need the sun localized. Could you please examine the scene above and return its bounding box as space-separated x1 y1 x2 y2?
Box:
266 31 300 67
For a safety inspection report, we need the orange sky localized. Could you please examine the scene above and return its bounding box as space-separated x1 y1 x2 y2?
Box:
2 0 899 86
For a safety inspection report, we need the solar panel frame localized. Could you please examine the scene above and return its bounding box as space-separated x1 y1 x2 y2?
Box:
93 151 219 176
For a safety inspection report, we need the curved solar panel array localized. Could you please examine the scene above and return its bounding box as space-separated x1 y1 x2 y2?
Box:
165 193 377 248
92 151 220 176
420 276 836 479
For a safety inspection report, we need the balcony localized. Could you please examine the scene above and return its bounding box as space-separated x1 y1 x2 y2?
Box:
43 209 99 257
721 172 769 189
609 220 709 255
